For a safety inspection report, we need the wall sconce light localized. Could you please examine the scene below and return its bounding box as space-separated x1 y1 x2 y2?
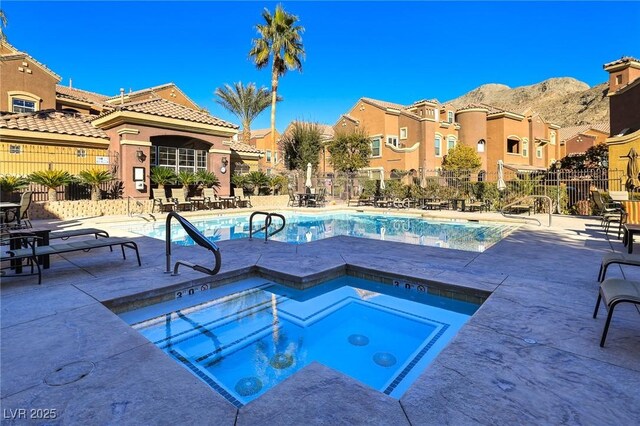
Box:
136 149 146 163
220 157 229 174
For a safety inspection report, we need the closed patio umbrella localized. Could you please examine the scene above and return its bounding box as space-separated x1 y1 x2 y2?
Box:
305 163 313 189
626 148 640 190
497 160 507 192
379 170 386 191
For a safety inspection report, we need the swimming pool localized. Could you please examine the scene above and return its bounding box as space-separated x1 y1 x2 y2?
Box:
122 211 516 252
119 275 480 406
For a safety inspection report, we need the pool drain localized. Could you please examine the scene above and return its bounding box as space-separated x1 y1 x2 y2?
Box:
235 377 263 396
348 334 370 346
45 361 95 386
269 353 294 369
373 352 397 367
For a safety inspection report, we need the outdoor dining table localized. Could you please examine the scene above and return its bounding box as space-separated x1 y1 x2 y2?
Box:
0 202 21 226
296 192 315 207
219 196 237 209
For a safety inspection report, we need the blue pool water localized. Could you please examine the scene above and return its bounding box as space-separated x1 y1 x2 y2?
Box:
121 211 516 252
120 275 480 406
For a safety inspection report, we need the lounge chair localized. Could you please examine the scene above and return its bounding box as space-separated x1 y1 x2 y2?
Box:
169 188 193 211
288 189 300 207
593 278 640 347
233 188 252 208
307 188 326 207
202 188 223 210
7 236 141 283
1 234 41 284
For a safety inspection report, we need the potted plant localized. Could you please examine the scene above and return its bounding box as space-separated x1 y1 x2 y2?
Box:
78 168 113 201
176 170 197 197
150 166 176 197
231 174 247 193
0 175 29 202
28 170 73 202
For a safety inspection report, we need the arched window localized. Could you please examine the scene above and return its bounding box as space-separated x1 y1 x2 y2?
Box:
477 139 486 153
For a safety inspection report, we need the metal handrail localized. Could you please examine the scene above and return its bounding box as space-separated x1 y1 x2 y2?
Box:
249 211 286 243
500 195 553 227
165 211 221 276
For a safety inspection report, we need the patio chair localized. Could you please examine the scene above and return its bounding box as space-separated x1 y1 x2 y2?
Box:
307 188 326 207
2 191 32 229
288 188 300 207
151 189 175 213
591 190 622 232
233 188 252 208
598 252 640 282
593 278 640 347
169 188 194 211
202 188 223 210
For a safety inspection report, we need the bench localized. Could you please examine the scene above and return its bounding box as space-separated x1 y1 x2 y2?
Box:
507 204 532 215
7 237 141 283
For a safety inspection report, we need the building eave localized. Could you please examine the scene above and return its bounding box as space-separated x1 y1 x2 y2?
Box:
92 111 238 136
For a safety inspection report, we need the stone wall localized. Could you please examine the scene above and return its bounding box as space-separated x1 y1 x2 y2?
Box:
27 195 291 220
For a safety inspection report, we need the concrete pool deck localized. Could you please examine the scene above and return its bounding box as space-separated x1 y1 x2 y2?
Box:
1 209 639 424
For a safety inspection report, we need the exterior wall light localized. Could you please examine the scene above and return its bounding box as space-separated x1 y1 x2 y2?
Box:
220 157 229 174
136 149 146 162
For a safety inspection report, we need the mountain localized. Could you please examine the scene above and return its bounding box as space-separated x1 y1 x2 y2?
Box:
447 77 609 127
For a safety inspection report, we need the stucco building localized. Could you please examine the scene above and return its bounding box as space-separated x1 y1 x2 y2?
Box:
0 41 241 198
603 57 640 182
558 123 610 157
333 96 561 180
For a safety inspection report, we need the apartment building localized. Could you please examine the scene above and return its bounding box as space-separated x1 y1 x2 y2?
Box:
558 123 610 157
332 96 561 180
0 41 241 198
603 57 640 178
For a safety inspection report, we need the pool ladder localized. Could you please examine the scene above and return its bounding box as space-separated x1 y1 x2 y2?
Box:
165 211 222 276
249 211 286 243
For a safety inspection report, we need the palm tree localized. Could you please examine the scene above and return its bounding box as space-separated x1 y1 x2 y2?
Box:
0 10 7 42
78 168 113 201
215 82 274 144
249 4 305 165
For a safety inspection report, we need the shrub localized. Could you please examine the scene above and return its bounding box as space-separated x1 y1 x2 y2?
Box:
78 168 113 201
150 166 176 186
29 170 73 201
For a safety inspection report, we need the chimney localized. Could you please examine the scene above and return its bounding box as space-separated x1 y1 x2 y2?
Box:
120 88 125 105
69 78 73 88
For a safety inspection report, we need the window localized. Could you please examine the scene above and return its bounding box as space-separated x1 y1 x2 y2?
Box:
616 74 623 84
400 128 408 140
9 144 21 154
550 131 556 145
434 108 440 122
387 136 398 147
477 139 485 153
507 138 520 154
266 150 272 161
434 136 441 157
371 138 381 157
12 98 36 113
447 111 454 124
447 136 456 151
536 146 543 159
154 146 207 173
76 149 87 158
522 140 529 158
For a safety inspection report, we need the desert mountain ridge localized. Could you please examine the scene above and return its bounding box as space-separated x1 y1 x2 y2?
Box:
446 77 609 128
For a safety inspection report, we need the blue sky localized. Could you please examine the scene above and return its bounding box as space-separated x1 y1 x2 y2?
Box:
3 1 639 132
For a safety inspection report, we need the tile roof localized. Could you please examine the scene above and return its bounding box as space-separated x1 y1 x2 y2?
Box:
558 123 610 141
227 140 263 154
361 97 407 111
603 56 640 69
56 85 111 108
457 103 506 115
96 98 238 129
105 83 176 101
250 128 272 138
0 110 108 139
1 41 62 82
318 124 335 139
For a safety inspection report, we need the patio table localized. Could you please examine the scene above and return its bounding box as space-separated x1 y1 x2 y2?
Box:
7 227 51 272
0 202 21 227
219 196 237 209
